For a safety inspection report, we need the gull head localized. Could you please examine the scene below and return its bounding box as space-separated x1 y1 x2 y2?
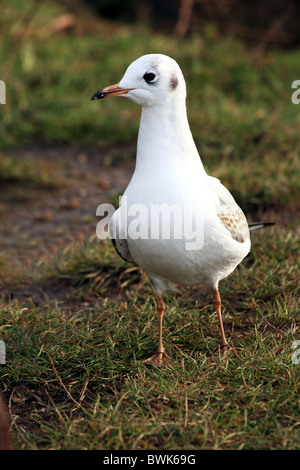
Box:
91 54 186 108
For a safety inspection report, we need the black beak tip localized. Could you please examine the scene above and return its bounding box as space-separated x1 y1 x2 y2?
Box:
91 90 104 101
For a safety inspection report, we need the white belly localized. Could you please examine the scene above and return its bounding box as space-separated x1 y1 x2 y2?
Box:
119 176 250 288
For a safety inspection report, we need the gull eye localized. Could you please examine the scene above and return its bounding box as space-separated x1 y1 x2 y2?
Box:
143 72 156 83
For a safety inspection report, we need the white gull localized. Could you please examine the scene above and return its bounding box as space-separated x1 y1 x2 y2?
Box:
92 53 272 366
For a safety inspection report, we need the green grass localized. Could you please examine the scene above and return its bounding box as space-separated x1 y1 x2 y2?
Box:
0 0 299 451
1 229 299 450
0 153 65 189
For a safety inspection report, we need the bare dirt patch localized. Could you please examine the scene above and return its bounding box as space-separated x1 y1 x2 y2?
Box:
0 145 134 306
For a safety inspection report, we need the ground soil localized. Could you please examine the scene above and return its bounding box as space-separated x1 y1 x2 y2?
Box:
0 145 135 307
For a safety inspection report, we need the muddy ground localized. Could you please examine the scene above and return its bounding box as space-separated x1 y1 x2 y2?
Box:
0 146 135 307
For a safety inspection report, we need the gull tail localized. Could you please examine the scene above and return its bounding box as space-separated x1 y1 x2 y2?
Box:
248 222 276 231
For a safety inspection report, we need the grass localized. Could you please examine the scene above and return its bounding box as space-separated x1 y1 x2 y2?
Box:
0 153 65 189
0 0 299 451
1 229 299 450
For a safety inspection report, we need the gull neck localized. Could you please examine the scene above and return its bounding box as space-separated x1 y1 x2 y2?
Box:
135 102 206 176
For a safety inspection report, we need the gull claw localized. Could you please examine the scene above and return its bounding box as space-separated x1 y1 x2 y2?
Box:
144 351 173 368
219 342 239 356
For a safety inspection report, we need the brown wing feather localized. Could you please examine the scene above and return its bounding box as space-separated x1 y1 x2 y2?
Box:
217 206 249 243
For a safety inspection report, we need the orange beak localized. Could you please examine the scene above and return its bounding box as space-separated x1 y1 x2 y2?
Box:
91 83 133 100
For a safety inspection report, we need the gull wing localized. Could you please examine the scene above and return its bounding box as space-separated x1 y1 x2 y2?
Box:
207 176 250 243
111 238 134 263
110 208 135 263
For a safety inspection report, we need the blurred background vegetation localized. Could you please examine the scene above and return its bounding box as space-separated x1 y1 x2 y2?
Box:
1 0 300 208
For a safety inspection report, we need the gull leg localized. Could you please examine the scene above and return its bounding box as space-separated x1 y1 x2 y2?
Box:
212 288 230 352
144 296 172 367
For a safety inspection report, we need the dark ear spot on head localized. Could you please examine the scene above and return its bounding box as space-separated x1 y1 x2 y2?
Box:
170 74 178 91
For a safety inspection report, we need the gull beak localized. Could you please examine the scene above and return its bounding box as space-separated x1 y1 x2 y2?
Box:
91 83 133 100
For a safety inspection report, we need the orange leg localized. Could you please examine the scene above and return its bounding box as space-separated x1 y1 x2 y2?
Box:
212 288 229 351
157 296 165 355
144 296 172 367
